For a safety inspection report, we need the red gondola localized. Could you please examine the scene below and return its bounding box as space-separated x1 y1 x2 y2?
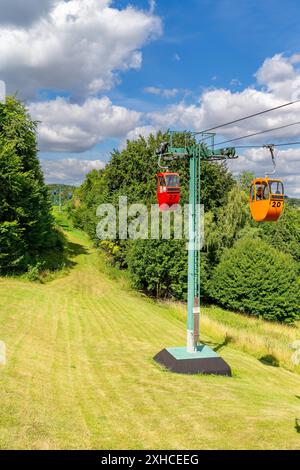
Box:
156 172 180 211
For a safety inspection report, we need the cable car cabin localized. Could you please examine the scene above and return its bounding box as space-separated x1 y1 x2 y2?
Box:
249 178 284 222
156 172 180 211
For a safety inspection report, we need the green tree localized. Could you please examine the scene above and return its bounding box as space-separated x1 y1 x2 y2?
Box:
238 171 255 192
201 160 235 211
0 96 62 273
69 169 107 242
258 204 300 262
203 185 255 270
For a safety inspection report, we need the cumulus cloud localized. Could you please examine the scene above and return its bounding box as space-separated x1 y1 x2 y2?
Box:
148 87 299 138
116 125 159 151
148 0 156 15
30 97 141 152
0 0 162 98
230 78 242 87
125 125 158 141
256 54 297 86
41 158 106 185
119 124 158 149
144 86 179 98
0 0 55 26
255 53 300 100
148 53 300 143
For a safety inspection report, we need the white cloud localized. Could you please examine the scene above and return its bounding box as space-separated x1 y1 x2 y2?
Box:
148 54 300 142
290 54 300 65
256 53 296 86
0 0 162 98
144 86 179 98
125 125 157 140
148 0 156 15
255 53 300 100
117 125 158 150
0 0 55 26
31 97 141 152
230 78 242 87
41 158 106 185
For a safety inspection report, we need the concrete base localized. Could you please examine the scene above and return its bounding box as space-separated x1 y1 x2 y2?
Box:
154 345 231 376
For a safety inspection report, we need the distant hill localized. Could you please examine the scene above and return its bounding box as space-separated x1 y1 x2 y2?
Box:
287 197 300 207
48 184 76 206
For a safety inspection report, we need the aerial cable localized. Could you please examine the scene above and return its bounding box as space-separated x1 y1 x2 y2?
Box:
193 98 300 135
211 120 300 147
234 141 300 149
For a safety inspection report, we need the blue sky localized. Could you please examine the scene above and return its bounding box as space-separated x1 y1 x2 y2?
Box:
111 0 300 106
0 0 300 194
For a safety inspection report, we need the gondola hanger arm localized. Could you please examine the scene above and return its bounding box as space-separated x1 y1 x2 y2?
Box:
264 144 277 177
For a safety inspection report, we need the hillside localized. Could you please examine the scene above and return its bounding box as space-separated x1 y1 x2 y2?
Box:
0 211 299 450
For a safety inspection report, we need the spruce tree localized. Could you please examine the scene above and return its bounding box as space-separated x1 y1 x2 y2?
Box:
0 96 61 273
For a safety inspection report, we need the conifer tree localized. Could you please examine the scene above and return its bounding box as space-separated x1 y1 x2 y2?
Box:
0 96 61 273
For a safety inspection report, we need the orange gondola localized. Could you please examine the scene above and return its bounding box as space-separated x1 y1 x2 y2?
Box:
249 177 284 222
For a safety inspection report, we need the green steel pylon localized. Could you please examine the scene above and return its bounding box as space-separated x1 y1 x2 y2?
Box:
154 132 237 374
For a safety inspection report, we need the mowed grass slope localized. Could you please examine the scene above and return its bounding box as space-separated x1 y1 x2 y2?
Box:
166 303 300 375
0 214 299 449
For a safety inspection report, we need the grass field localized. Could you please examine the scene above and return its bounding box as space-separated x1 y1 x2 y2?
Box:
0 212 299 450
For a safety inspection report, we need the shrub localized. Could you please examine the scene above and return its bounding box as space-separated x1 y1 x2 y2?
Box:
209 238 300 323
26 262 45 282
126 239 188 299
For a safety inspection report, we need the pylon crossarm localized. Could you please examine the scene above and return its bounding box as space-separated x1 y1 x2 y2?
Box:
167 146 189 157
166 144 238 160
202 155 239 161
